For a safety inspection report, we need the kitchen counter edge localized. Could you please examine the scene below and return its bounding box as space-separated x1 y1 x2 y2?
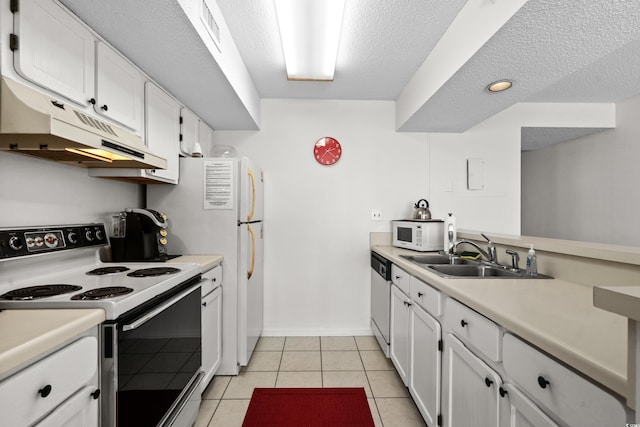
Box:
0 308 105 378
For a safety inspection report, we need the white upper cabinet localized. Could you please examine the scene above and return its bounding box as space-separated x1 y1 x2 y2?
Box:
198 120 214 156
144 81 180 184
93 42 144 133
12 0 95 106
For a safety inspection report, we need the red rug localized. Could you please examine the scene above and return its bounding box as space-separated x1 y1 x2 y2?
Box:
242 387 375 426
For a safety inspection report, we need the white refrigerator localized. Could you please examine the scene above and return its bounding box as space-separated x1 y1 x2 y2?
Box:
148 157 264 375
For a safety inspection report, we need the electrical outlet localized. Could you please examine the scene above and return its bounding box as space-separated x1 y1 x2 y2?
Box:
371 210 383 221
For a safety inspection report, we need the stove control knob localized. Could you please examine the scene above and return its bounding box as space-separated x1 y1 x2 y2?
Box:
44 233 59 248
34 236 44 247
159 237 167 245
85 230 94 242
8 236 23 251
160 229 168 237
95 229 104 241
67 232 78 244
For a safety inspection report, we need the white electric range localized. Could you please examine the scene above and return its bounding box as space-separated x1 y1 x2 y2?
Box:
0 223 204 427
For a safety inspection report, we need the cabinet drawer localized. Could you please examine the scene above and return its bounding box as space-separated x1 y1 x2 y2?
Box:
410 276 441 317
391 264 410 295
502 333 627 427
0 336 98 426
202 265 222 296
445 298 501 361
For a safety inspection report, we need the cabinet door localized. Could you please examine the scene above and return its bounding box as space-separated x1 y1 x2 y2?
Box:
410 303 441 427
180 107 199 157
94 42 144 132
390 284 411 386
199 121 214 156
13 0 95 105
442 333 502 427
501 383 559 427
34 386 99 427
201 286 222 391
144 81 180 183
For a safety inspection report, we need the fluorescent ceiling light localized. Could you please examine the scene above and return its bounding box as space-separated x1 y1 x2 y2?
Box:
274 0 346 81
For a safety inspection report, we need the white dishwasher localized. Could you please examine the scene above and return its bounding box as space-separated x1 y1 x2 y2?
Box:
371 252 392 357
201 265 222 393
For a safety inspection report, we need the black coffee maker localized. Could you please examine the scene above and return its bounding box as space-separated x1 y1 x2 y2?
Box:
110 208 169 262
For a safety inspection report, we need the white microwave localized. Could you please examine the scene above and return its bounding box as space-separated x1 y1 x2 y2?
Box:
392 220 444 252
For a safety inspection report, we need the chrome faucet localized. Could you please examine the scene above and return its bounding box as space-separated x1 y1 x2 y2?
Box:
505 249 520 269
450 233 497 264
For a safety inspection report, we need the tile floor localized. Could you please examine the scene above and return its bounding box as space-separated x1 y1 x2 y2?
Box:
194 336 426 426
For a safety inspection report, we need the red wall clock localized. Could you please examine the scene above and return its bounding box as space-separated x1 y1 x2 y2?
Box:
314 137 342 165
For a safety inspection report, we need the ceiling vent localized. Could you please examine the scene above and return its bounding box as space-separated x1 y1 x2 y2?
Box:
201 0 221 52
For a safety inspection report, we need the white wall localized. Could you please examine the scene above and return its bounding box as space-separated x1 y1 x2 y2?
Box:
0 152 142 227
214 98 522 336
522 95 640 245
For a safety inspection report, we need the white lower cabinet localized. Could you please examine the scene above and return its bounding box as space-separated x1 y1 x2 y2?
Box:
502 333 628 427
500 383 559 427
0 334 99 426
410 302 442 427
390 283 411 386
201 265 223 392
443 333 503 427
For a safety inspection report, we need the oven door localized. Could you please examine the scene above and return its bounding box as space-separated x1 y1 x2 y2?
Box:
102 281 202 427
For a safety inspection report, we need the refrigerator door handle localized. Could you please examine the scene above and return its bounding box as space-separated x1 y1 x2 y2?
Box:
248 224 256 279
247 167 256 222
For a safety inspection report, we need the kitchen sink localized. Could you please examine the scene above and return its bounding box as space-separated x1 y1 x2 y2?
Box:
426 264 552 279
400 254 472 265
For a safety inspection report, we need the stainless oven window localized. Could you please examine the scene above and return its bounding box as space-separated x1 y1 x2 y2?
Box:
397 226 413 243
104 283 202 427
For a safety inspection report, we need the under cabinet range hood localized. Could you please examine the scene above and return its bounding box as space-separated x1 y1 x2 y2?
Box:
0 77 166 169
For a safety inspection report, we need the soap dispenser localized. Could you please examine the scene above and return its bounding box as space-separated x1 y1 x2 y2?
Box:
526 245 537 276
444 213 456 253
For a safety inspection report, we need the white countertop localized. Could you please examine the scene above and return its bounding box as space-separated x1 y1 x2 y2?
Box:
0 309 105 377
594 285 640 322
373 245 628 400
168 255 223 273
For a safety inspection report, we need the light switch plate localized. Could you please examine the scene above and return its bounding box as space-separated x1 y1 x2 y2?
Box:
371 210 383 221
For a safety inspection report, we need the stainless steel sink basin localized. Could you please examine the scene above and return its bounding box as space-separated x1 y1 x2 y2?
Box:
400 254 472 265
427 264 521 278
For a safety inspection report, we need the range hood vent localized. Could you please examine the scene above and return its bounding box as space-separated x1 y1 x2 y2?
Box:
0 77 166 169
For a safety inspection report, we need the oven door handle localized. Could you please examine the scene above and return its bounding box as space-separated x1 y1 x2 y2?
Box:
122 283 200 332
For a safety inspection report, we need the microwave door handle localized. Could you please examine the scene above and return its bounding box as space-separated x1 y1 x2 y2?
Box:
122 283 200 331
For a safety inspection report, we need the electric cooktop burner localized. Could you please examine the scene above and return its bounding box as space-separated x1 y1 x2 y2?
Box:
126 267 181 278
86 266 130 275
71 287 134 300
0 285 83 300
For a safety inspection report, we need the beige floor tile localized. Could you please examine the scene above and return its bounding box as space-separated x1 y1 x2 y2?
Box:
355 335 381 351
360 350 395 371
322 350 364 371
279 351 321 371
208 399 250 427
275 371 322 388
367 370 409 398
323 371 372 397
284 336 320 350
202 376 231 400
223 371 277 399
255 336 285 351
321 336 357 350
376 398 427 426
194 399 219 427
368 398 383 427
244 351 282 371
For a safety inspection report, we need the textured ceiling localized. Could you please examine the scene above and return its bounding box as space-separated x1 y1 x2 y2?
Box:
59 0 640 149
215 0 467 100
